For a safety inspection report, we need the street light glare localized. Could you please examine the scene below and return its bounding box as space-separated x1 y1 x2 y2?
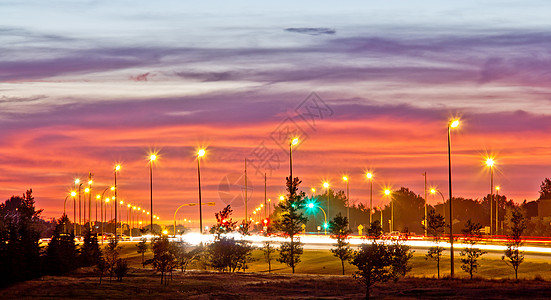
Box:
450 119 460 128
323 182 329 188
366 172 373 179
291 137 299 145
311 188 316 193
74 179 80 184
70 191 77 197
115 165 121 171
150 154 157 161
430 188 436 194
84 188 90 193
88 180 93 185
486 158 495 167
96 195 100 199
307 203 314 208
110 186 115 191
384 189 391 195
342 176 348 181
279 195 285 201
496 186 501 191
197 149 206 157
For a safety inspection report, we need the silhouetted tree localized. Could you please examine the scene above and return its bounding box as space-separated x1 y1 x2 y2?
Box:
502 209 526 279
424 210 446 278
351 220 413 300
80 225 101 267
274 177 308 273
147 236 176 285
329 213 353 275
96 257 107 284
538 178 551 200
460 220 486 279
0 190 43 286
45 214 78 275
103 239 122 283
209 205 237 238
114 258 129 282
136 237 149 267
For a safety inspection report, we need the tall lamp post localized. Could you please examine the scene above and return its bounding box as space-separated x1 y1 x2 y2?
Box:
447 118 459 277
342 176 350 230
114 164 121 239
289 138 299 181
495 186 501 235
197 148 206 234
430 188 446 218
366 172 373 224
486 157 495 235
323 182 330 220
307 203 327 235
385 189 392 232
149 154 157 235
74 179 82 236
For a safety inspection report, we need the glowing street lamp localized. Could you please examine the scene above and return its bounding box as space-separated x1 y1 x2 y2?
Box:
486 157 495 235
447 118 459 277
149 153 157 235
197 148 206 234
323 182 330 220
342 176 350 230
496 186 501 234
366 172 373 224
114 164 121 239
74 179 82 236
307 202 328 235
290 137 299 182
430 188 446 218
384 189 393 232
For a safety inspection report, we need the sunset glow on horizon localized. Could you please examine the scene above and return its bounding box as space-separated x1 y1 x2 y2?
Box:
1 1 551 226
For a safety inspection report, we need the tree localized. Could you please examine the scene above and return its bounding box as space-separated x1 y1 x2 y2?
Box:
351 222 413 300
45 214 78 275
80 225 101 267
263 240 277 273
424 210 446 278
114 258 129 282
538 178 551 200
502 208 526 279
96 257 108 284
136 238 149 268
171 241 202 273
0 190 43 286
147 236 176 285
460 220 486 279
103 239 122 283
274 177 308 273
207 205 254 272
329 213 353 275
209 205 237 238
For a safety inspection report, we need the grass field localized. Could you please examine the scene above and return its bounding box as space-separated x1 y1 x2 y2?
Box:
3 241 551 299
117 242 551 280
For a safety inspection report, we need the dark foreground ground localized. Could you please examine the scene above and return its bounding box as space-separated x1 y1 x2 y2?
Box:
3 267 551 299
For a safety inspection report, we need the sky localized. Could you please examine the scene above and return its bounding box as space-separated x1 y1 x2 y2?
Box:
1 1 551 226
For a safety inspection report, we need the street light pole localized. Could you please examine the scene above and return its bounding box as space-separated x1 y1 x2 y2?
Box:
343 176 350 230
486 158 494 235
496 186 500 235
114 165 120 239
149 154 156 235
423 172 427 236
448 119 459 277
366 173 373 225
323 182 330 221
385 189 392 232
197 149 206 234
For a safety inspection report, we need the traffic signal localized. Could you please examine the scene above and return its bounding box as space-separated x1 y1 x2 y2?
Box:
263 218 270 226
